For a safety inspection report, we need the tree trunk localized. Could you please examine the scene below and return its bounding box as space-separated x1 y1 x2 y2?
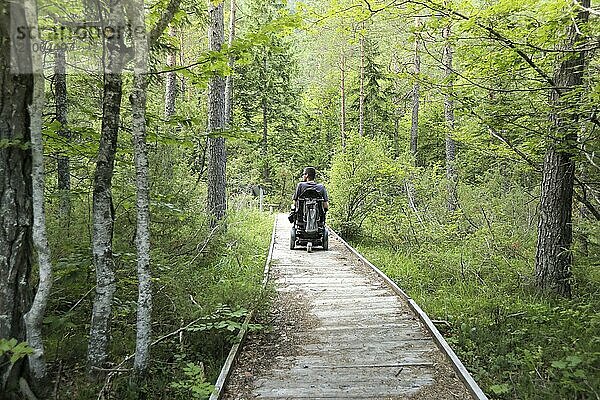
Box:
207 0 227 225
443 23 458 211
88 2 126 374
411 17 421 165
391 55 402 159
340 52 346 149
394 116 399 158
224 0 236 127
0 0 34 394
22 0 52 395
164 26 177 118
261 95 269 180
125 0 153 375
535 0 589 297
54 47 71 222
160 26 179 180
359 30 365 137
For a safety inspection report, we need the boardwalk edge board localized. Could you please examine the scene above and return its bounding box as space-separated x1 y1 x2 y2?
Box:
327 227 489 400
209 216 278 400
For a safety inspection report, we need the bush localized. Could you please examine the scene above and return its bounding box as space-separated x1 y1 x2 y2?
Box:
328 134 408 238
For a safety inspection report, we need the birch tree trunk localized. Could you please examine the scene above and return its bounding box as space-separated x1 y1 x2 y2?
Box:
125 0 152 375
165 26 177 119
88 2 127 374
207 0 227 225
0 0 34 393
340 52 346 149
54 48 71 222
391 54 402 158
535 0 589 297
411 17 421 165
162 26 178 180
442 23 458 211
224 0 236 127
21 0 53 395
359 31 365 137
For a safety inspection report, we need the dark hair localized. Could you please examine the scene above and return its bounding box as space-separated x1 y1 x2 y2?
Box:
303 167 316 180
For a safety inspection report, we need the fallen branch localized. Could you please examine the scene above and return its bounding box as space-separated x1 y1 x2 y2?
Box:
52 360 63 400
90 367 132 373
67 286 95 313
189 223 222 264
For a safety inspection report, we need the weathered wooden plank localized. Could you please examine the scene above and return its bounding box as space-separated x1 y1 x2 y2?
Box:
253 380 433 399
286 356 436 369
279 278 373 285
300 340 438 352
312 322 424 331
311 308 406 318
312 295 401 304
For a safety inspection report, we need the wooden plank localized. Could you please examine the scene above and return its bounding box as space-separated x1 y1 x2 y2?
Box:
289 355 435 367
313 295 401 304
311 322 423 331
253 379 434 399
293 325 430 340
300 340 438 352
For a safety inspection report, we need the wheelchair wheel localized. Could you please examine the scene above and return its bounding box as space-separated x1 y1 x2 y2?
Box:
322 229 329 251
290 228 296 250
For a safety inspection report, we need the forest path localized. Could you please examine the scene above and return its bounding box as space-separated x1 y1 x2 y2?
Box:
223 214 480 399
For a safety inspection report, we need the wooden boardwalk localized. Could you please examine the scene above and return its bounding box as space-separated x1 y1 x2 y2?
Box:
221 214 486 400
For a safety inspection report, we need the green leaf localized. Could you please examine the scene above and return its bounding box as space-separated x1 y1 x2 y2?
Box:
551 360 568 369
490 383 511 394
565 355 582 367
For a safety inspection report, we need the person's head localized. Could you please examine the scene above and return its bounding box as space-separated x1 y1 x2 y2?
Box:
302 167 316 181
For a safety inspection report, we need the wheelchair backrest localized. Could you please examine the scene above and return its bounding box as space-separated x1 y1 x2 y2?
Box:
298 188 324 234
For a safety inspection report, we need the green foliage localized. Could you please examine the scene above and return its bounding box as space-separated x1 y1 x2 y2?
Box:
170 363 214 399
186 304 263 334
328 134 408 237
0 339 34 364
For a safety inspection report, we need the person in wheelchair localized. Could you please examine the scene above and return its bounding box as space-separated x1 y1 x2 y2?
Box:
289 167 329 251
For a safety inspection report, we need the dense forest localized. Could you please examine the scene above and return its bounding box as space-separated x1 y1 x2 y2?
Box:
0 0 599 399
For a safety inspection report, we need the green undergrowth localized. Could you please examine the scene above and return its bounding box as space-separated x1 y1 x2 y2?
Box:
45 190 274 399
